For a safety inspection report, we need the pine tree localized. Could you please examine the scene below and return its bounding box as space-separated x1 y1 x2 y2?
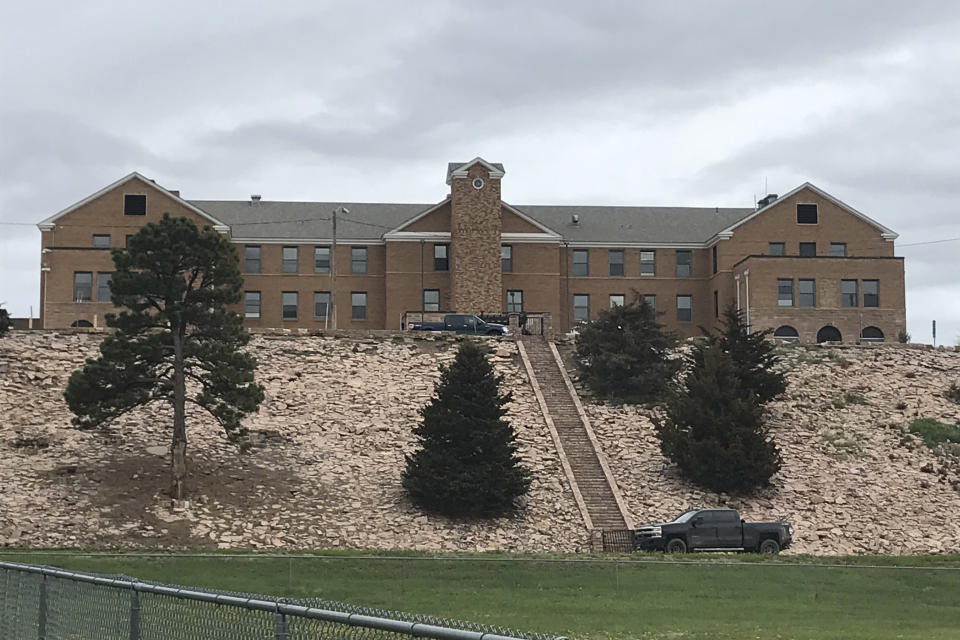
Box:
402 339 531 517
702 304 786 403
574 296 680 404
64 215 264 498
656 343 781 493
0 305 10 337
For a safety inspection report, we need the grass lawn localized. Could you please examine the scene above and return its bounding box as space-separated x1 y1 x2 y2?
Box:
3 551 960 640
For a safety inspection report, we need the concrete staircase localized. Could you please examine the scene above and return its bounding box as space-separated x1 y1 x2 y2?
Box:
518 336 633 549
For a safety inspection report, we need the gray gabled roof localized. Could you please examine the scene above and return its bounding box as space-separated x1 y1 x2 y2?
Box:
446 160 505 182
189 200 434 241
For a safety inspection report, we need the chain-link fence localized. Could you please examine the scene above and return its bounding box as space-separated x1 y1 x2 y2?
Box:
0 561 567 640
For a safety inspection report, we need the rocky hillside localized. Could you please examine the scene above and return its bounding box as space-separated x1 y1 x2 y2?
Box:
2 331 959 555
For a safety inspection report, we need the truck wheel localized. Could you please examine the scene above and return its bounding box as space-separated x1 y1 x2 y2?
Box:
665 538 687 553
758 539 781 554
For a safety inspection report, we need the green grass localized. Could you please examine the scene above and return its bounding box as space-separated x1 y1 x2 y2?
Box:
909 417 960 448
3 551 960 639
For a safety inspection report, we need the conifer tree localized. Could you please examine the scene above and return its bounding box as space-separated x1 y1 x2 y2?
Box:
703 304 786 403
656 343 781 493
574 296 680 404
402 340 531 517
64 215 264 498
0 305 10 337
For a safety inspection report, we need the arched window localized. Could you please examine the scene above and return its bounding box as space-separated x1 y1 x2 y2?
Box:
70 320 93 328
773 325 799 341
817 325 842 343
861 326 884 342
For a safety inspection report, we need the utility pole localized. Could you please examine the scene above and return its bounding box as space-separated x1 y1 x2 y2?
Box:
330 207 348 330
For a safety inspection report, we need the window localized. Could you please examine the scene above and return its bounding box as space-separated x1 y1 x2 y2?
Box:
676 295 692 322
281 292 298 320
797 203 818 224
573 294 589 322
351 247 367 274
798 279 816 307
501 245 513 273
610 294 625 308
608 250 625 276
92 234 110 249
282 246 299 273
774 325 799 341
830 242 847 257
861 326 884 342
712 246 718 274
433 244 449 271
244 291 261 318
244 246 261 273
73 272 92 302
96 273 112 302
506 290 523 313
639 250 656 275
799 242 816 257
841 279 858 307
573 250 588 276
713 290 719 317
423 289 439 312
675 250 692 277
768 242 785 256
314 291 331 318
642 294 656 310
124 194 146 215
863 280 879 307
351 292 367 320
314 246 330 273
125 235 133 248
777 279 794 307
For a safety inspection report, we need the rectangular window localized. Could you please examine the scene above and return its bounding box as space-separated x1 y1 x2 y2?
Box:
768 242 785 256
281 292 298 320
777 278 794 307
506 290 523 313
73 272 92 302
423 289 440 312
434 244 449 271
351 247 367 274
676 250 692 277
639 250 656 276
610 294 625 308
244 291 261 318
863 280 879 307
314 291 331 318
125 235 133 249
712 246 718 274
244 246 261 273
96 273 112 302
797 203 818 224
282 246 299 273
713 290 719 317
608 250 625 276
351 292 367 320
124 194 146 215
92 234 110 249
573 250 589 276
501 245 513 273
314 246 330 273
573 294 589 322
830 242 847 257
798 279 815 307
842 279 858 307
642 294 656 310
676 295 692 322
799 242 817 257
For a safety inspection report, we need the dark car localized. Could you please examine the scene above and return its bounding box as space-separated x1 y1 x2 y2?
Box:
634 509 792 554
409 313 510 336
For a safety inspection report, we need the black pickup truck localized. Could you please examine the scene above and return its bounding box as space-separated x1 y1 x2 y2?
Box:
409 314 510 336
634 509 792 554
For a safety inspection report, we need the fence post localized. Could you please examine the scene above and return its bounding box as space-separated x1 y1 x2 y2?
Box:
274 604 289 640
129 583 141 640
37 574 47 640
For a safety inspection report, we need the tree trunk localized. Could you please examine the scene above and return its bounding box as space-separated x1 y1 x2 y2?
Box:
171 329 188 499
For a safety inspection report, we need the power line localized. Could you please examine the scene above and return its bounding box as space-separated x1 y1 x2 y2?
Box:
897 237 960 248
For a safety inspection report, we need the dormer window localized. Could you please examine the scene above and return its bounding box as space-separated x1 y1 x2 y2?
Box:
797 203 818 224
124 194 146 215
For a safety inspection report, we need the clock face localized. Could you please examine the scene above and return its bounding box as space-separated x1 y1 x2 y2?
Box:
472 177 484 190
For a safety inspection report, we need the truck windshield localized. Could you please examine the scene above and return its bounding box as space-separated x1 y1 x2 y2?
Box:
673 511 698 523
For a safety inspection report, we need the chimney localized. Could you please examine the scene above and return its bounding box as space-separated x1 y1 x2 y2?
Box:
757 193 778 209
571 214 580 225
250 194 262 206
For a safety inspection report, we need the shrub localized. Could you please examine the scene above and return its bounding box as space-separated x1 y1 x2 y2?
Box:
0 305 10 337
897 329 911 344
402 340 531 517
574 297 680 404
909 418 960 448
946 383 960 405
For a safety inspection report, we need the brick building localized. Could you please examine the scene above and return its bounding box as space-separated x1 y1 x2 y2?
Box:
37 158 905 342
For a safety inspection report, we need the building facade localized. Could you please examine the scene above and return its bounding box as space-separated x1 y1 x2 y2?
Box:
37 158 906 342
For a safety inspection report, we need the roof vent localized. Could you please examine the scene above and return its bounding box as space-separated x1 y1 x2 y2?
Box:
571 214 580 225
250 194 262 205
757 193 778 209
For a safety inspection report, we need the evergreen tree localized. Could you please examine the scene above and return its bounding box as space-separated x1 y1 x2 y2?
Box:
656 343 781 493
0 305 10 337
574 296 680 404
403 340 531 517
64 215 264 498
702 304 786 403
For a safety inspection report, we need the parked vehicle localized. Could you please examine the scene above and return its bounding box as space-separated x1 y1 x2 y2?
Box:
633 509 792 554
409 314 510 336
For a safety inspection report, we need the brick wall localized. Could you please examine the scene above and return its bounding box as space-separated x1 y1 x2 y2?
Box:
450 164 502 314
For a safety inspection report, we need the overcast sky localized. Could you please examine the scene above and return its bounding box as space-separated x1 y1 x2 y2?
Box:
1 1 957 343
